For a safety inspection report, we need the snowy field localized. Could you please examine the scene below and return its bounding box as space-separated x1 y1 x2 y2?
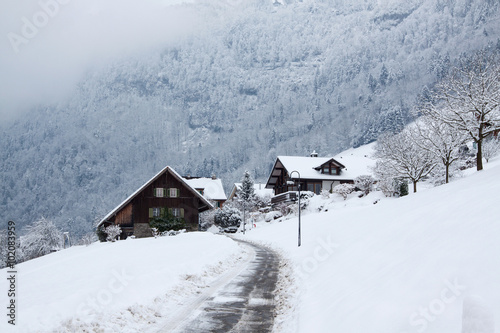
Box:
241 152 500 332
2 144 500 333
0 232 243 332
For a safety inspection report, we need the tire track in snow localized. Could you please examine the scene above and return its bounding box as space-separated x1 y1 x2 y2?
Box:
156 238 279 333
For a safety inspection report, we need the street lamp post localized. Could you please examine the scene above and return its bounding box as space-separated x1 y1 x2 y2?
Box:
288 170 301 247
243 203 246 235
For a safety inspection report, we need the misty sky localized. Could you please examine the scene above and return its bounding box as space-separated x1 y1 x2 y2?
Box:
0 0 203 122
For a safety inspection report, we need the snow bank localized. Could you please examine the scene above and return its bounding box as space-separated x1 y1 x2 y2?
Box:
0 232 240 333
242 158 500 333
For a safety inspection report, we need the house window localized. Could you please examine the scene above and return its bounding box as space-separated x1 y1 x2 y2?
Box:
322 166 330 174
154 188 165 197
172 208 180 217
332 168 338 175
152 207 161 217
168 188 179 198
170 208 184 218
307 183 322 194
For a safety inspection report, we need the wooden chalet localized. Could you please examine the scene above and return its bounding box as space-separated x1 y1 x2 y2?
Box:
265 151 355 205
98 166 213 239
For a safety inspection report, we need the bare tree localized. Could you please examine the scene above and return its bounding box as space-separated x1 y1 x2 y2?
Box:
422 50 500 171
411 116 468 183
374 130 437 193
20 217 63 261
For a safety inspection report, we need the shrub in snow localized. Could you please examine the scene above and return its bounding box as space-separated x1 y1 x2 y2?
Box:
96 226 107 242
152 228 186 237
298 191 313 210
321 189 330 199
393 178 409 197
265 211 283 222
104 225 122 242
333 183 355 200
80 232 98 246
199 206 218 231
149 211 186 234
276 202 292 216
20 217 63 261
376 177 396 197
354 175 375 195
254 193 272 210
214 206 242 228
167 229 186 236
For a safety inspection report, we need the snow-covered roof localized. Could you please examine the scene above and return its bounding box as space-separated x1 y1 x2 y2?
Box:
332 142 377 179
184 177 227 201
98 166 213 227
275 156 347 180
265 144 377 189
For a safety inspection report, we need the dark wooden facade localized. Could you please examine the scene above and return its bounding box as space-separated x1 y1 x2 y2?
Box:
99 166 212 239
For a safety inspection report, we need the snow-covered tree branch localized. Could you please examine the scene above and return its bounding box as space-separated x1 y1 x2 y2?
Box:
20 217 63 261
374 130 437 193
422 49 500 171
410 116 468 183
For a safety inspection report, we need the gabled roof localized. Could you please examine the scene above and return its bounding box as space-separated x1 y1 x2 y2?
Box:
184 177 227 201
98 166 213 227
313 157 346 170
265 155 351 189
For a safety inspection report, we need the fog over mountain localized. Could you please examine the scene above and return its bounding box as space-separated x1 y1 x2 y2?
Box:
1 0 499 236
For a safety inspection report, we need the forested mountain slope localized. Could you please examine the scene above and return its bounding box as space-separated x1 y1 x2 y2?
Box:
1 0 499 236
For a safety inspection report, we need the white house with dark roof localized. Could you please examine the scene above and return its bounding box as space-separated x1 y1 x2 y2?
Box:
265 149 374 204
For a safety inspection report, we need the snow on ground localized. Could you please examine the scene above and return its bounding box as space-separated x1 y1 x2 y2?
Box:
240 155 500 333
2 141 499 333
0 232 243 333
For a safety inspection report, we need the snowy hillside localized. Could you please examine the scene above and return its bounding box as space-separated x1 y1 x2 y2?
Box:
1 0 499 235
2 141 499 332
241 153 500 332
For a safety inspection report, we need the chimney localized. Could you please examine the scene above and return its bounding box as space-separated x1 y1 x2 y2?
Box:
211 174 217 180
310 150 318 157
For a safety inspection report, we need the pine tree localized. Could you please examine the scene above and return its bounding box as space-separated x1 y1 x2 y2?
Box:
240 171 256 202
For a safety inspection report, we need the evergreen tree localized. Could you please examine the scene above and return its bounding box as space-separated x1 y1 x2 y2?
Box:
240 171 256 202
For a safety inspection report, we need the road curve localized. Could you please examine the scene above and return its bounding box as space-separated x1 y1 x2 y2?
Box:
160 238 280 333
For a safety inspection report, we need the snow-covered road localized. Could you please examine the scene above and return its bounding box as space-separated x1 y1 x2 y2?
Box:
155 239 280 333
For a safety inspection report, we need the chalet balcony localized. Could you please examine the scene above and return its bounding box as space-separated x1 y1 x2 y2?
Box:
271 191 298 206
